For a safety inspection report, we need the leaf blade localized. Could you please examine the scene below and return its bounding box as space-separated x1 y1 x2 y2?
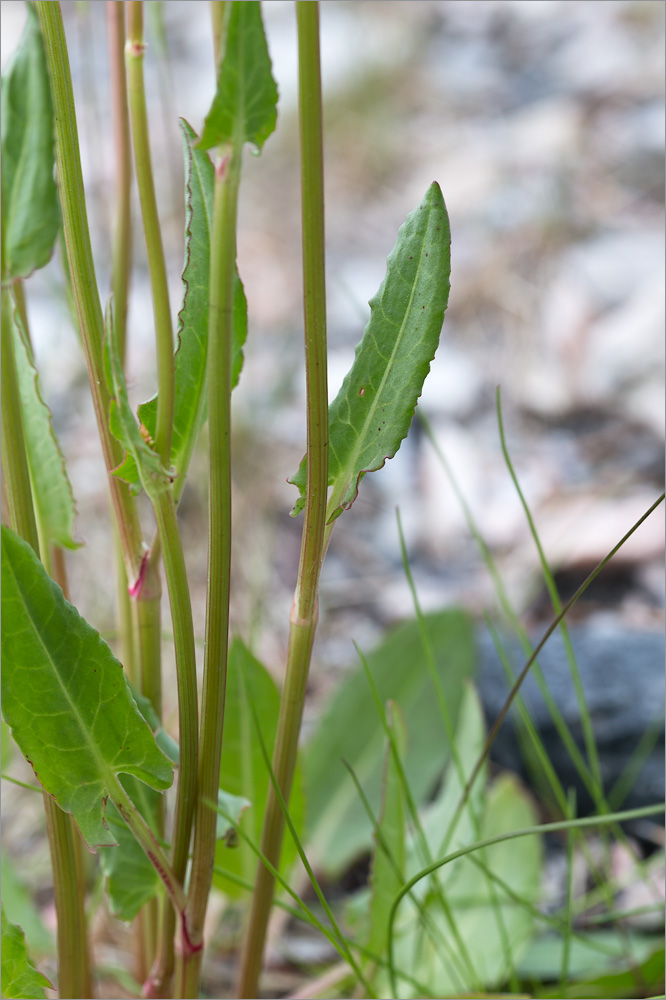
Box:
10 295 79 550
198 1 278 153
0 4 60 281
137 120 248 501
290 183 451 520
1 907 53 1000
1 526 173 850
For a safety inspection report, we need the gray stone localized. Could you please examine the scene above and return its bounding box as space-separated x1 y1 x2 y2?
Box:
477 620 665 815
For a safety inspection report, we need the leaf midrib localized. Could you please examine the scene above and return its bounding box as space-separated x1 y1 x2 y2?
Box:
6 555 122 794
332 193 437 497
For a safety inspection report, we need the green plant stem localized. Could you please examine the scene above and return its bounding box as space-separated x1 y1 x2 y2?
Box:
44 797 94 1000
1 290 38 548
106 0 132 368
34 1 144 584
2 287 93 1000
180 148 240 1000
236 5 328 995
210 0 228 71
125 0 174 466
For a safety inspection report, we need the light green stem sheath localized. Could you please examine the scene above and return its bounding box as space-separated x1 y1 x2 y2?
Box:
179 149 240 999
107 0 132 368
153 492 199 883
2 288 93 1000
209 0 228 70
125 0 174 466
34 1 144 583
236 5 328 995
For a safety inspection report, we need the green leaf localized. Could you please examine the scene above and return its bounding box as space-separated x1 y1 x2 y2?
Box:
367 702 407 962
10 294 79 550
536 944 665 1000
522 932 665 984
198 1 278 153
213 638 304 898
304 609 475 877
391 769 542 999
290 183 451 521
406 680 487 883
99 775 163 922
99 689 248 920
0 526 173 849
136 120 248 501
1 907 53 1000
0 858 53 957
1 4 60 281
103 302 173 500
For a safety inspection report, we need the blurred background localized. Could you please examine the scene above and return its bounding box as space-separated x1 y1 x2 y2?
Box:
2 0 664 990
2 0 664 760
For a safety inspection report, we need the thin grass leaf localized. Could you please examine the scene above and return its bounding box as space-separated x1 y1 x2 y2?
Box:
10 295 79 550
290 182 450 520
198 1 278 154
136 120 248 502
1 907 53 1000
1 526 173 849
0 4 60 282
367 703 407 958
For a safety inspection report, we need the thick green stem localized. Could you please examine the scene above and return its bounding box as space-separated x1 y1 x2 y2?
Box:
44 798 94 1000
180 150 239 997
106 0 132 367
2 288 93 1000
1 290 38 548
143 493 198 998
210 1 228 71
236 5 328 995
34 1 144 583
125 1 174 466
153 493 199 880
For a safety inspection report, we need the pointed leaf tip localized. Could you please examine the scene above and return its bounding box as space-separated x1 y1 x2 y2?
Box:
290 184 451 520
198 1 278 153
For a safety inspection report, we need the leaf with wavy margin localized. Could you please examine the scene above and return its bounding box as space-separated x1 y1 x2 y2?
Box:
1 4 59 281
1 526 173 850
290 183 450 521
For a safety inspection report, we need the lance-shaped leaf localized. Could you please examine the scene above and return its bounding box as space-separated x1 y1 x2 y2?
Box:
103 303 173 500
9 293 79 550
1 907 53 1000
367 702 407 964
198 0 278 153
290 183 451 521
1 526 173 849
1 4 60 281
136 120 248 502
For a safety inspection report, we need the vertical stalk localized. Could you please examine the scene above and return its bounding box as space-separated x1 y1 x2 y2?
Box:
236 5 328 995
179 149 240 999
34 1 144 584
125 0 174 466
2 288 93 1000
106 0 132 366
143 493 200 998
209 0 228 70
